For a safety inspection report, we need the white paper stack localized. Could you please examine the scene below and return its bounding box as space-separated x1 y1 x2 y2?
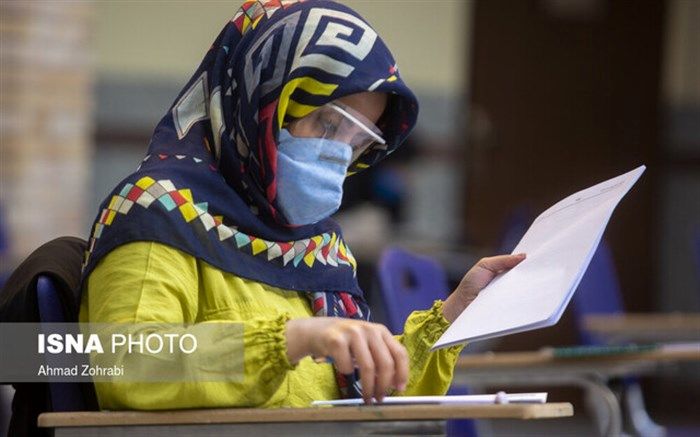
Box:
433 166 646 349
312 392 547 406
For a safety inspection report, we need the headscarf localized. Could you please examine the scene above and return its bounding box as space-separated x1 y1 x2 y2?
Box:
82 0 418 398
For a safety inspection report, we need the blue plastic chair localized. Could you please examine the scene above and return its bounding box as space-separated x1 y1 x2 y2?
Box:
498 206 665 435
377 247 478 437
36 275 91 412
571 241 665 436
497 204 533 254
497 209 626 337
377 247 450 335
571 241 625 345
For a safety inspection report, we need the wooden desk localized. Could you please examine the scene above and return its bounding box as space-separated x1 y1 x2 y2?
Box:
457 343 700 372
38 403 574 436
454 343 700 436
583 313 700 344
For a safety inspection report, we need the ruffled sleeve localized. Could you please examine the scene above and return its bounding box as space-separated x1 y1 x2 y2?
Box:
394 299 465 396
242 313 295 393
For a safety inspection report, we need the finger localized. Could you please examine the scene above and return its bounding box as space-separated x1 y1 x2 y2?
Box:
348 328 375 405
477 253 526 273
366 328 395 403
381 329 409 392
326 331 354 375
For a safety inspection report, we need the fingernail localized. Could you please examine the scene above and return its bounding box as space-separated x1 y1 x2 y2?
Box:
398 383 406 391
516 253 526 258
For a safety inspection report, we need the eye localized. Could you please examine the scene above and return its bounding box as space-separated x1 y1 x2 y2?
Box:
320 116 339 135
316 109 341 136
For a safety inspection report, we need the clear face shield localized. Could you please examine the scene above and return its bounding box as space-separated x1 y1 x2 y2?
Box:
286 101 386 164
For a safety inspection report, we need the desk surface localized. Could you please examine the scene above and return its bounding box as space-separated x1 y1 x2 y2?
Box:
583 313 700 343
453 344 699 437
38 403 573 428
456 342 700 370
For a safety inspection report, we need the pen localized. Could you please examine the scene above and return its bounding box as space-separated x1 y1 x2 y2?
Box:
313 356 366 400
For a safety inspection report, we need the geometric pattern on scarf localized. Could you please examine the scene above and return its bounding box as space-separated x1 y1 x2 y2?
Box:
85 175 357 273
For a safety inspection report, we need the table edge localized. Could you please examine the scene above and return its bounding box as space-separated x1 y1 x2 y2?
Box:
456 348 700 369
38 403 574 428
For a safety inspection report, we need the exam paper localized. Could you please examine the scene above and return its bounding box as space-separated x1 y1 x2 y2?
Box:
433 166 646 349
311 392 547 406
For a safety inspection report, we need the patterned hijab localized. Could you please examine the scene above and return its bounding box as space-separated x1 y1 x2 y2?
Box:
82 0 418 397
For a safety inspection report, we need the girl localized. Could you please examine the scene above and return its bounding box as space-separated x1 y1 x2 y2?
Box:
80 0 524 409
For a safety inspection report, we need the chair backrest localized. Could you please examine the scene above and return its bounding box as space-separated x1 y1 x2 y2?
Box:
376 248 478 437
36 275 91 412
571 240 625 345
36 276 70 323
498 206 625 345
377 247 450 334
498 205 533 253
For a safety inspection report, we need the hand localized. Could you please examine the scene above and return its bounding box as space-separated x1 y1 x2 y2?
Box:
442 253 526 323
285 317 409 404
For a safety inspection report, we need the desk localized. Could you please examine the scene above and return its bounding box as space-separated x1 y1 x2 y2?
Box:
38 403 573 436
583 313 700 343
454 343 700 436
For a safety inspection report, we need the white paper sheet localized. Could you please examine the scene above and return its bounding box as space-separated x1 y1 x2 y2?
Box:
433 166 646 349
311 392 548 406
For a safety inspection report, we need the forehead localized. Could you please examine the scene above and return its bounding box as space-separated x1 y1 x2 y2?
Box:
334 92 387 125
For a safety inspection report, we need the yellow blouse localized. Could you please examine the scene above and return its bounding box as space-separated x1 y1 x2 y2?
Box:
79 241 464 410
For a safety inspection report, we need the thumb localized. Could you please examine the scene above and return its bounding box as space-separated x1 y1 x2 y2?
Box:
477 253 526 273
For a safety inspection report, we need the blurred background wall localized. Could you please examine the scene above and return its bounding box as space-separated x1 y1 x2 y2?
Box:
0 2 93 264
658 0 700 312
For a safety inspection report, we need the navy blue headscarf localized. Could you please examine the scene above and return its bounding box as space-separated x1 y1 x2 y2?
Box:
82 0 418 397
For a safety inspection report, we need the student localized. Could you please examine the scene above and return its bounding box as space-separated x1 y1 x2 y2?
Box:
80 0 524 409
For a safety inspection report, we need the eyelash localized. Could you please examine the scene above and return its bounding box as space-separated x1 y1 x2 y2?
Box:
321 118 338 135
315 111 339 136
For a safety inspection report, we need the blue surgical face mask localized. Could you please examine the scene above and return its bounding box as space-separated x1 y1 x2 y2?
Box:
275 128 353 225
